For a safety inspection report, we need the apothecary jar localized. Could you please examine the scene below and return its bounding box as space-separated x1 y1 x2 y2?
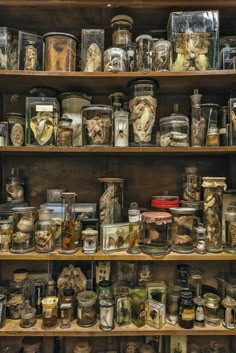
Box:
35 209 55 253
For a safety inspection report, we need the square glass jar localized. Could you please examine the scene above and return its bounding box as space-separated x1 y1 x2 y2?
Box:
18 31 43 71
81 29 104 72
0 27 18 70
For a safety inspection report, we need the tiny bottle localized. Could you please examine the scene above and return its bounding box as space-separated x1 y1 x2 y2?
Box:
194 296 205 327
127 202 141 254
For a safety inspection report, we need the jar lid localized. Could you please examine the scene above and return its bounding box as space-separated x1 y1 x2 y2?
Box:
201 103 220 109
82 104 113 113
111 14 133 26
77 290 97 306
43 32 79 43
82 228 98 236
29 86 59 97
136 34 153 42
61 192 77 199
170 207 196 215
141 211 172 224
151 195 179 209
59 117 73 124
159 114 189 124
63 288 75 296
114 111 129 119
203 293 220 306
180 200 204 210
6 112 24 118
128 79 159 89
98 177 124 183
11 207 36 212
180 290 192 299
190 267 204 278
221 295 236 308
202 177 227 189
42 296 58 305
194 296 205 305
59 92 92 102
38 208 53 220
98 280 113 289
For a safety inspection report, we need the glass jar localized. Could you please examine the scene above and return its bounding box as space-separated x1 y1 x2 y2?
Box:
221 295 236 329
141 211 172 255
104 47 127 72
60 192 77 254
176 264 190 289
201 103 220 146
116 294 131 326
35 209 55 253
0 27 18 70
135 35 153 72
0 220 12 252
152 38 171 71
11 207 35 253
111 15 133 47
20 300 36 328
59 92 92 147
203 293 221 326
195 224 207 254
178 290 194 329
114 111 129 147
6 168 24 204
82 105 113 146
130 291 146 327
183 165 201 202
122 43 136 72
159 105 189 147
60 287 75 328
42 296 58 329
76 290 97 327
170 207 196 253
43 32 78 71
228 97 236 145
98 280 114 331
127 203 141 254
81 228 98 254
57 117 73 147
33 278 46 318
98 177 124 225
7 294 24 320
189 267 204 298
6 113 25 146
219 106 229 146
207 125 219 147
0 122 8 146
128 79 158 146
138 263 153 284
224 205 236 253
194 296 205 327
202 177 227 253
180 200 204 224
190 88 204 147
0 293 6 328
166 285 181 325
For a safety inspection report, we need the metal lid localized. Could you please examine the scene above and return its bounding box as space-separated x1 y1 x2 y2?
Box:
6 112 24 118
180 290 192 299
43 32 79 42
141 211 172 224
61 192 77 199
98 280 113 289
201 103 220 109
82 227 98 236
82 104 113 113
170 207 196 215
136 34 153 42
98 177 124 183
111 14 133 26
59 92 92 102
180 200 204 210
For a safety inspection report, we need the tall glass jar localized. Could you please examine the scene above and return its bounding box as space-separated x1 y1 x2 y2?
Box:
190 89 203 147
178 290 194 329
98 178 124 225
183 165 201 202
6 168 24 204
76 290 97 327
11 207 36 253
141 211 172 255
152 38 171 71
128 79 158 146
43 32 78 71
201 103 220 146
98 280 114 331
135 35 153 72
111 15 133 47
59 92 92 147
33 278 46 317
82 105 113 146
0 220 13 252
170 208 196 253
122 43 136 72
6 113 25 147
56 117 73 147
224 205 236 253
203 293 221 326
60 192 77 254
42 296 58 329
219 106 229 146
189 267 204 298
202 177 227 253
114 111 129 147
35 209 55 253
166 285 181 325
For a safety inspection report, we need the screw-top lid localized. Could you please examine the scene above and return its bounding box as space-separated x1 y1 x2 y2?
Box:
111 14 133 26
98 280 113 289
180 290 192 299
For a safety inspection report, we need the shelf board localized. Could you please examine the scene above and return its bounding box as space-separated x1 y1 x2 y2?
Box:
1 250 235 261
0 319 234 337
0 70 236 95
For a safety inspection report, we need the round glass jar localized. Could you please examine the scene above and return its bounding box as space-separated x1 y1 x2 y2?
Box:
202 177 227 253
183 165 201 202
178 290 194 329
57 117 73 147
128 79 158 146
224 205 236 253
20 300 36 328
76 290 97 327
59 92 92 147
35 209 55 253
141 211 172 255
0 220 13 252
111 15 133 47
166 285 181 324
11 207 36 253
170 207 196 253
159 106 190 147
135 34 153 72
203 293 221 326
82 105 113 146
6 113 25 146
82 228 98 254
122 43 136 72
104 47 127 72
42 296 58 329
152 38 171 71
43 32 78 71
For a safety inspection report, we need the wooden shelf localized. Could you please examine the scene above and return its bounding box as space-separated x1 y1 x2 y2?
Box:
0 70 236 95
0 319 234 337
1 250 235 261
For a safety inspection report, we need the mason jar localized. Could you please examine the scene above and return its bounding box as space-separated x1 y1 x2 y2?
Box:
111 15 133 47
35 209 55 253
135 35 153 72
128 79 158 146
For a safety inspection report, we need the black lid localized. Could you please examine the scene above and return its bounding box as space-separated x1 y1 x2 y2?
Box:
128 79 159 89
98 280 113 289
180 290 192 298
63 288 75 296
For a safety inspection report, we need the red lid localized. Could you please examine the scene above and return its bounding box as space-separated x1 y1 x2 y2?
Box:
151 196 180 209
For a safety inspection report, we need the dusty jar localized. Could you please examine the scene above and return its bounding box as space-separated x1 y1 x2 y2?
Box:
152 38 171 71
135 35 153 72
35 209 55 253
104 47 127 72
111 15 133 47
81 228 98 254
76 290 97 327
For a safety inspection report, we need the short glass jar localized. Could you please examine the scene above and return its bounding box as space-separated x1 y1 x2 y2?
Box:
178 290 195 329
111 15 133 47
135 35 153 72
141 211 172 255
20 300 36 328
35 209 55 253
82 105 113 146
11 207 36 253
6 113 25 146
206 125 220 147
104 47 127 72
152 38 171 71
57 117 73 147
42 296 58 329
122 43 136 72
128 79 158 146
224 205 236 253
43 32 78 71
76 290 97 327
81 228 98 254
203 292 221 326
0 220 13 252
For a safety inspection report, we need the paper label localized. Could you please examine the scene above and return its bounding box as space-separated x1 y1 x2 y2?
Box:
36 105 53 112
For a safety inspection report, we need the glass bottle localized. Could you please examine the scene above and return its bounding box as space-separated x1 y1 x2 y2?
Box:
130 290 146 327
114 111 129 147
135 35 153 72
104 47 127 72
42 296 58 329
201 103 220 146
60 288 75 328
128 79 158 146
152 38 171 71
194 296 205 327
109 92 126 112
228 96 236 145
116 294 131 326
224 205 236 253
195 225 207 254
33 278 46 318
46 279 57 296
76 290 97 327
122 43 136 72
183 165 201 202
35 209 55 253
111 15 133 47
0 293 6 328
98 178 124 225
178 290 195 329
57 117 73 147
176 264 190 289
219 106 229 146
20 300 36 328
81 228 98 254
190 89 204 147
98 280 114 331
0 220 13 252
189 267 204 298
202 177 227 253
221 295 236 329
7 112 25 147
6 168 24 204
166 285 181 325
127 202 141 254
60 192 77 254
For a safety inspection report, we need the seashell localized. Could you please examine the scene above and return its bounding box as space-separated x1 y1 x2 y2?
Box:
17 217 34 232
30 111 54 145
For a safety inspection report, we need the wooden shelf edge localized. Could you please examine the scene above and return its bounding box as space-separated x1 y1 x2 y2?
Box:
0 320 234 336
1 250 235 261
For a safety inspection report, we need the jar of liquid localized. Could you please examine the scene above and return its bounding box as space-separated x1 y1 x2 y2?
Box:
207 125 219 147
33 278 46 318
82 228 98 254
224 205 236 253
130 291 146 327
201 103 220 146
98 280 114 331
166 285 181 325
7 113 25 146
11 207 35 253
152 38 171 71
77 290 97 327
111 15 133 47
20 300 36 328
203 293 221 326
114 111 129 147
170 207 196 253
43 32 78 71
183 165 201 202
195 225 207 254
104 47 127 72
189 267 204 297
178 290 195 329
60 287 75 328
141 211 172 255
42 296 58 329
219 106 229 146
57 117 73 147
135 35 153 72
35 209 55 253
0 220 13 252
60 192 77 254
122 43 136 72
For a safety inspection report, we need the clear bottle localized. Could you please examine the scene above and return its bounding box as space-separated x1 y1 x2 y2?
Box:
6 168 24 204
166 285 181 325
201 103 220 146
98 280 114 331
57 117 73 147
104 47 127 72
122 43 136 72
0 122 8 146
195 225 207 254
81 228 98 254
221 295 236 329
111 15 133 47
224 205 236 253
183 165 201 202
135 35 153 72
206 125 219 147
35 209 55 253
189 267 204 298
7 112 25 147
60 192 77 254
20 300 36 328
114 111 129 147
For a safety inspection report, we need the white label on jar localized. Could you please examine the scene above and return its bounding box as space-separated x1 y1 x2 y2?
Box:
128 215 140 223
219 128 226 134
196 306 204 321
77 307 82 319
36 105 53 112
44 308 52 318
233 103 236 108
100 306 114 327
